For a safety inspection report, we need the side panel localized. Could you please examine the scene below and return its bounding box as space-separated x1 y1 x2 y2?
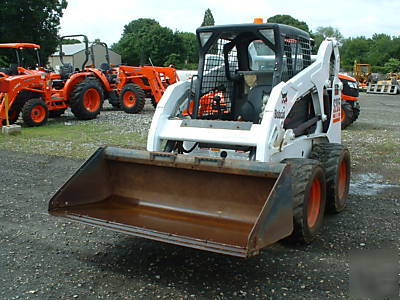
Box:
249 165 293 251
49 148 112 210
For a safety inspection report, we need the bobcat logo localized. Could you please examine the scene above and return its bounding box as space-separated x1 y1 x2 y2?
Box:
281 92 288 104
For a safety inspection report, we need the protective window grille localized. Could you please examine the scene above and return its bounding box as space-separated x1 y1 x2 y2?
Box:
197 38 238 119
282 36 311 82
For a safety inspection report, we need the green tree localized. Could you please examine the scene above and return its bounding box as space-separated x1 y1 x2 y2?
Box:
339 33 400 71
62 38 81 45
383 58 400 73
366 34 393 66
313 26 344 49
201 8 215 27
0 0 68 65
175 32 198 65
112 18 183 66
268 14 310 33
391 36 400 59
164 53 181 67
122 18 160 36
340 37 371 70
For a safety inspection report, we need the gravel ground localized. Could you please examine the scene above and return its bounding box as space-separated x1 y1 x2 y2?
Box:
84 102 154 134
0 93 399 299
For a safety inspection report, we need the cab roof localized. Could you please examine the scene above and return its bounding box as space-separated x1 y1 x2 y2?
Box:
197 23 310 40
0 43 40 49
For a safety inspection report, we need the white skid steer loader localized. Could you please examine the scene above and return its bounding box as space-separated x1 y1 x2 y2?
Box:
49 22 350 258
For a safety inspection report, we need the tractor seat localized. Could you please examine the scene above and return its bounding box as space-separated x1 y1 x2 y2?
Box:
107 73 117 84
7 64 19 76
60 64 73 80
100 63 111 72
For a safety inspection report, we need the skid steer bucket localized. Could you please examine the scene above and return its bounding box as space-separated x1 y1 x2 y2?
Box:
49 147 293 257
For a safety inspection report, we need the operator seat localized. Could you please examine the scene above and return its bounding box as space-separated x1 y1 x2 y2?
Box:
60 64 73 80
238 85 272 123
8 64 19 76
100 63 111 72
100 63 117 83
236 72 273 123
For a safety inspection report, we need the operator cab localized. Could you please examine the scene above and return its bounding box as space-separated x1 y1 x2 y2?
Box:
183 23 312 124
0 43 42 76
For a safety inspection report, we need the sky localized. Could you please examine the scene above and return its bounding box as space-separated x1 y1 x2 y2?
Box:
59 0 400 45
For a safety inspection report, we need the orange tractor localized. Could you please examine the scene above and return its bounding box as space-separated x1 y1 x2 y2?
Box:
0 40 105 127
338 73 360 129
0 43 47 125
0 36 180 127
88 40 179 113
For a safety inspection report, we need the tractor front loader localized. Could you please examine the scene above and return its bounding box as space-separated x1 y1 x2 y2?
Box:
116 64 179 113
0 43 63 127
49 22 350 258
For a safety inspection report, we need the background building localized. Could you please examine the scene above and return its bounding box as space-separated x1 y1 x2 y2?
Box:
48 43 121 71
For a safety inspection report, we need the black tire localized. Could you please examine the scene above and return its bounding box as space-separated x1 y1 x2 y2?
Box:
150 95 157 108
21 98 48 127
283 158 327 243
119 83 145 114
352 102 360 123
341 101 354 129
70 78 104 120
110 102 120 108
310 143 350 213
1 106 21 125
107 91 120 108
48 109 66 118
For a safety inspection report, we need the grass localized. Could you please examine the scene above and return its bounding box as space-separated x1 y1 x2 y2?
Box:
0 120 147 159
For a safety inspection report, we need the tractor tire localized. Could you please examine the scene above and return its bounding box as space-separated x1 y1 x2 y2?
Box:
310 143 350 213
110 102 120 109
107 91 120 108
70 78 104 120
282 158 326 244
341 102 354 129
351 102 360 123
21 98 48 127
119 83 145 114
150 95 158 108
49 109 66 118
1 106 21 125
